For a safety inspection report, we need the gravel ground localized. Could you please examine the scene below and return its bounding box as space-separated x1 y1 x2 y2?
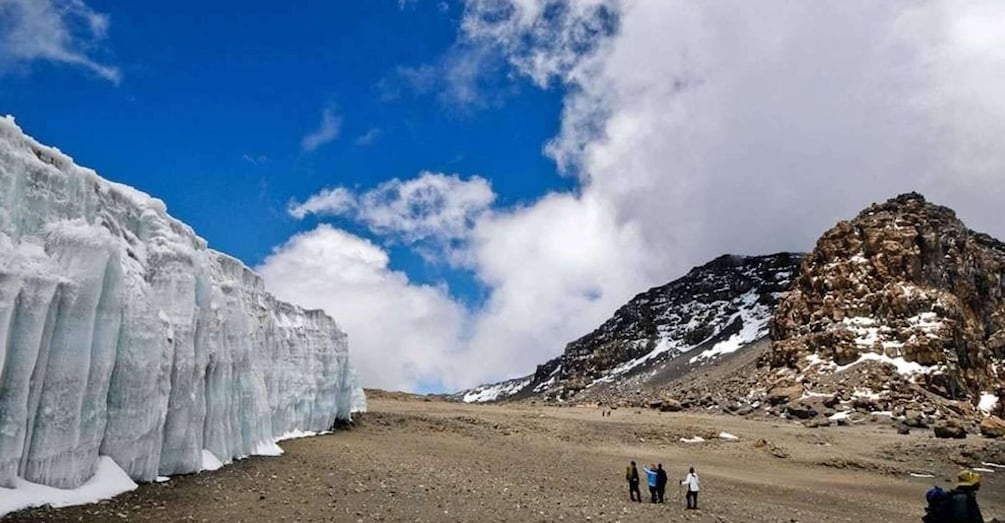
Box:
6 396 1004 522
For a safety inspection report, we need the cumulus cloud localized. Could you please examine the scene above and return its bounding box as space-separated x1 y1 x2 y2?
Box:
257 225 467 391
289 172 496 248
0 0 120 82
267 0 1005 392
301 105 342 152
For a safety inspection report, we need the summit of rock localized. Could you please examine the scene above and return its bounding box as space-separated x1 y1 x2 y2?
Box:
765 192 1005 420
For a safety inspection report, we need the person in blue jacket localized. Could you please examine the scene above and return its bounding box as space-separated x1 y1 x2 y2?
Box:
642 463 659 503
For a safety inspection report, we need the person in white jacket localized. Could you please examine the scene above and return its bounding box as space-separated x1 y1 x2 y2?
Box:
681 467 700 509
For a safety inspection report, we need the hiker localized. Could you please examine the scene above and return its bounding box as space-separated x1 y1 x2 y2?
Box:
626 461 642 502
681 466 700 510
923 470 985 523
655 464 668 503
643 463 659 503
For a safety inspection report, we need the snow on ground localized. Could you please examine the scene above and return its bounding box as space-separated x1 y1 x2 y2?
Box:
719 432 739 441
829 411 851 421
909 473 935 478
979 393 999 414
275 430 327 442
691 292 771 364
463 378 532 403
0 457 137 517
835 352 934 375
200 450 224 472
680 436 706 444
252 441 285 457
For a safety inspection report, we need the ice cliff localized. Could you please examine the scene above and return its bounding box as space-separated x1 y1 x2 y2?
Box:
0 116 364 490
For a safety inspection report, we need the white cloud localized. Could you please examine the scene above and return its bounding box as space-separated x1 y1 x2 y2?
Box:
0 0 120 83
354 128 381 146
241 153 268 165
288 187 356 220
257 225 467 391
289 172 496 247
268 1 1005 392
301 105 342 152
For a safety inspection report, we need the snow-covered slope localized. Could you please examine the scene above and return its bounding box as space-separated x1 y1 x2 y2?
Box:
459 253 801 403
0 116 364 493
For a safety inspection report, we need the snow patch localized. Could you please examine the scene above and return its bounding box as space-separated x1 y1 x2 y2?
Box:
680 436 706 444
200 450 224 472
718 432 739 441
252 441 284 457
275 429 327 442
463 377 532 403
836 352 933 376
0 457 137 517
979 394 999 414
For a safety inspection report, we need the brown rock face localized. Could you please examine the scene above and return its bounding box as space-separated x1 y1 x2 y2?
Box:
767 193 1005 406
934 419 967 439
980 416 1005 438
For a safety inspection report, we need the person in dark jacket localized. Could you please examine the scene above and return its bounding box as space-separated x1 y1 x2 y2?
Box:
655 464 668 503
924 470 984 523
625 461 642 502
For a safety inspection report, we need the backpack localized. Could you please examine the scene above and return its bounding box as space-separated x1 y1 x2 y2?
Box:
922 486 948 523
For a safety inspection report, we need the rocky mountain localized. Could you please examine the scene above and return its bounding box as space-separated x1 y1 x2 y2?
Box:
457 253 802 403
757 192 1005 433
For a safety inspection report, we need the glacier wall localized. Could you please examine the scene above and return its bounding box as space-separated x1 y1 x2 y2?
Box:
0 116 364 489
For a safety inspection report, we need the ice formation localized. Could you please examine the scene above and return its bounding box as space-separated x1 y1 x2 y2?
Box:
0 116 365 493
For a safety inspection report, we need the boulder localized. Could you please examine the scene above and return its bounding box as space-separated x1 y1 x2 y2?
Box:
734 406 754 416
660 399 684 412
980 416 1005 438
786 401 819 420
934 420 967 439
903 410 927 428
768 385 802 406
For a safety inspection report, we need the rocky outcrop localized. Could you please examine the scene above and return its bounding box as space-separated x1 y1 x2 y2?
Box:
766 192 1005 421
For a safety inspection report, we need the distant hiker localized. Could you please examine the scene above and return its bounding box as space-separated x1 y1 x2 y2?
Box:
643 463 659 503
923 470 984 523
655 464 668 503
626 461 642 502
681 467 700 510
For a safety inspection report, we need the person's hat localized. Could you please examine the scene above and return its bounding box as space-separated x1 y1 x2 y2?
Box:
957 470 982 487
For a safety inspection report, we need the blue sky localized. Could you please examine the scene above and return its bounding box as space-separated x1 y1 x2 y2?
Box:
3 0 1004 392
0 0 569 305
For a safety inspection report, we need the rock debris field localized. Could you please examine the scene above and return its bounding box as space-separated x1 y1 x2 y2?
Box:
6 394 1005 522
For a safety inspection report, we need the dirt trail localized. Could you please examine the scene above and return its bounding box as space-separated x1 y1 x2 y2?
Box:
6 397 1004 522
